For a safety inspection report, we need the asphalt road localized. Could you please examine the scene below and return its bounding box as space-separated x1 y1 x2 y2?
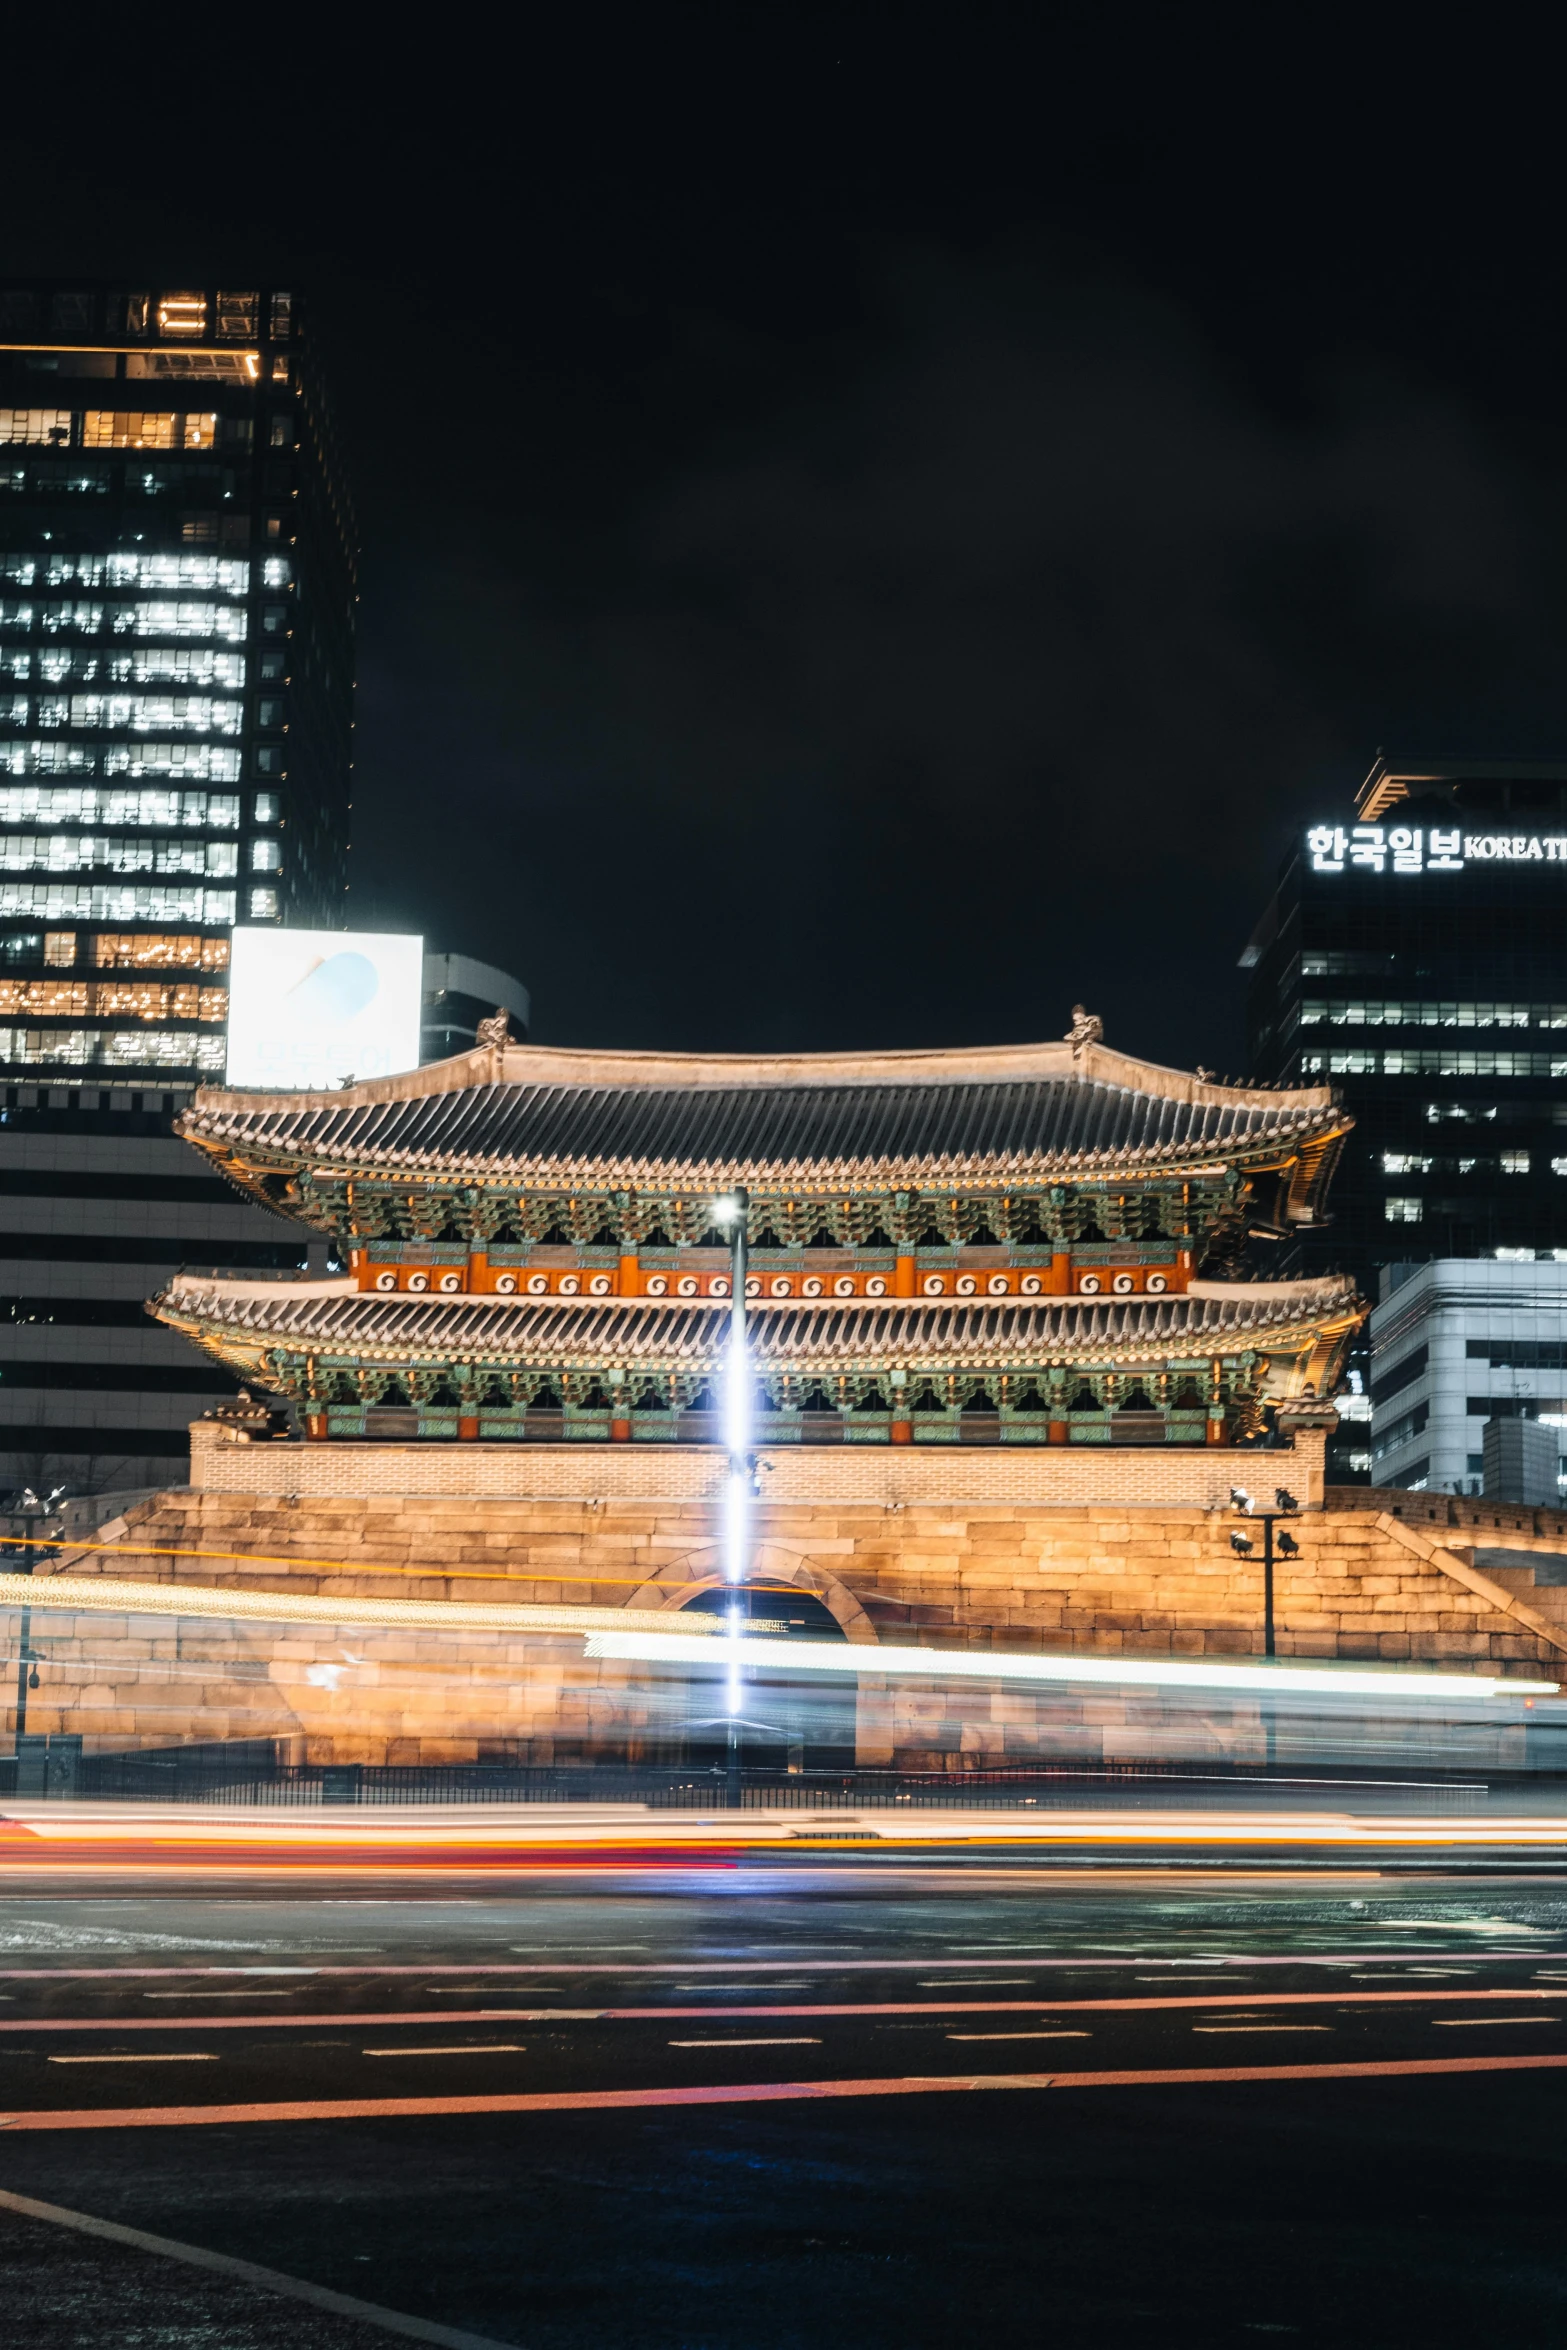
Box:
5 1870 1567 2346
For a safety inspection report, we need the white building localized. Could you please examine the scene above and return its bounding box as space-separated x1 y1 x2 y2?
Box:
1369 1258 1567 1495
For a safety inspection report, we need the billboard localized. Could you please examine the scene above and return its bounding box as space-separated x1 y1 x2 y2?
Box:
225 927 423 1091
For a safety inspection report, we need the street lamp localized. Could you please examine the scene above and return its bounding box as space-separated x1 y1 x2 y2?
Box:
5 1484 64 1754
1229 1486 1301 1774
1227 1486 1300 1657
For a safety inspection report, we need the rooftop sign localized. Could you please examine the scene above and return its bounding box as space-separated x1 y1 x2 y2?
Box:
1308 824 1567 875
226 926 423 1090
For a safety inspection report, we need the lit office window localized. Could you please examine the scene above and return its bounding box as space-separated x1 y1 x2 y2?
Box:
32 695 243 737
1381 1152 1433 1174
0 1025 93 1065
216 292 259 339
92 980 228 1023
249 837 281 872
1300 999 1566 1030
1385 1198 1424 1223
253 791 280 824
0 787 238 829
112 602 247 643
269 292 293 339
82 412 218 452
0 837 240 878
157 293 208 338
94 933 229 971
0 411 74 447
100 745 242 782
109 651 246 689
0 883 236 923
0 980 89 1016
249 885 279 919
0 744 97 777
36 604 103 636
1501 1150 1532 1174
125 351 259 385
43 931 75 967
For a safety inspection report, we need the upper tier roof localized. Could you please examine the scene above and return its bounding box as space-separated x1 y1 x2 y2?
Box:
180 1037 1346 1188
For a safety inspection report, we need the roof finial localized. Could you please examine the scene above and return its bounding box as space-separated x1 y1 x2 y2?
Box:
1065 1004 1103 1059
475 1007 513 1049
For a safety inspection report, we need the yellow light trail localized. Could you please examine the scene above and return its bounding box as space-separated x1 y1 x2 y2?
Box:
6 1531 800 1595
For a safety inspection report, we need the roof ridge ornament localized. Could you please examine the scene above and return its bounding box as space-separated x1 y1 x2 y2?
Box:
475 1007 514 1049
1065 1005 1104 1059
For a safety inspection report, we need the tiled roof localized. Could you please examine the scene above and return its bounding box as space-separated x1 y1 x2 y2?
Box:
181 1058 1344 1187
156 1275 1362 1368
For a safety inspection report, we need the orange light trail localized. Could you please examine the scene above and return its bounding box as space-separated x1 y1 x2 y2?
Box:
4 2051 1567 2131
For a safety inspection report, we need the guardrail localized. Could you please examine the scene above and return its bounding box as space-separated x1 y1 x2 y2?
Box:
0 1747 1499 1810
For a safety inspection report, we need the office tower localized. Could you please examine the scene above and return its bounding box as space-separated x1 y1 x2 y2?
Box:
0 278 357 1496
1367 1259 1567 1498
420 954 531 1062
1244 753 1567 1481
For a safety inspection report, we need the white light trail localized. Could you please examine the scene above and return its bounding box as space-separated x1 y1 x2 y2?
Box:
582 1630 1558 1703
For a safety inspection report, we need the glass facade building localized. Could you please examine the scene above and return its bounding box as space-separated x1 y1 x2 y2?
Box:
1244 756 1567 1480
0 279 355 1085
0 280 356 1497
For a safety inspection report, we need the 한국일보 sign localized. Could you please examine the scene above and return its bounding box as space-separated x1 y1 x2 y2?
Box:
1307 824 1567 875
225 927 424 1090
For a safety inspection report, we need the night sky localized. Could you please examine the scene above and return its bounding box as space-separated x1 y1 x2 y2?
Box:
12 13 1565 1069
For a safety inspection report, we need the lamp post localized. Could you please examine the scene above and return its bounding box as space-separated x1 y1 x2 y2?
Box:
5 1485 62 1758
711 1189 752 1806
1228 1486 1301 1768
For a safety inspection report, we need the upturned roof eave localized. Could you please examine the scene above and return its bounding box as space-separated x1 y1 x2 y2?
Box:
153 1277 1366 1372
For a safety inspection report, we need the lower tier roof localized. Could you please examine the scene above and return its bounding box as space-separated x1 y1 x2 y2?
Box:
155 1273 1362 1374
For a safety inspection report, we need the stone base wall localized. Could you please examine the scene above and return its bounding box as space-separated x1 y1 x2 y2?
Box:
22 1450 1563 1769
186 1421 1332 1509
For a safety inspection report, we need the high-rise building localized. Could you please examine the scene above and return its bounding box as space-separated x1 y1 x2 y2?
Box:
420 954 531 1063
0 279 357 1498
1366 1259 1567 1497
0 277 356 1087
1243 753 1567 1478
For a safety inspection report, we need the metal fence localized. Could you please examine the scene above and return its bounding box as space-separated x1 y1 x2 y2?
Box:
0 1745 1491 1810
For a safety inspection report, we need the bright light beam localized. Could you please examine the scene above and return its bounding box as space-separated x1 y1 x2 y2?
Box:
583 1630 1559 1703
711 1189 752 1741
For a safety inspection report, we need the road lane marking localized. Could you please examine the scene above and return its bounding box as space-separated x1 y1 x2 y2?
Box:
361 2046 524 2057
9 2049 1567 2129
46 2053 219 2064
1191 2027 1332 2035
0 2184 522 2349
1431 2016 1562 2028
144 1990 295 2000
946 2031 1091 2041
667 2038 821 2048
